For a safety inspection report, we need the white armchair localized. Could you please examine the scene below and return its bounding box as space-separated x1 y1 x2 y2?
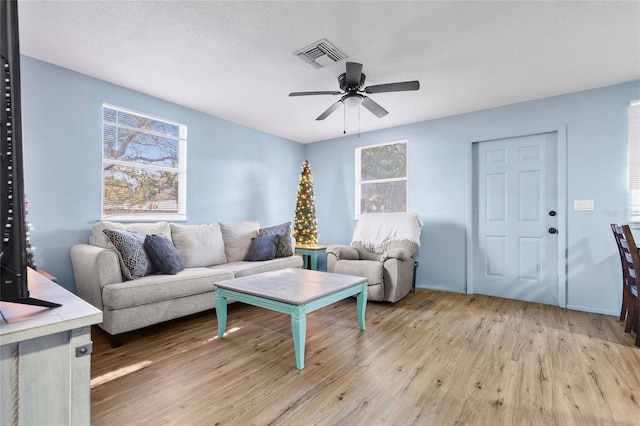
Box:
326 213 423 302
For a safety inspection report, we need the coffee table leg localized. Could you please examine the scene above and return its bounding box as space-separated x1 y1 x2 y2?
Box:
215 288 227 338
357 283 367 331
291 306 307 369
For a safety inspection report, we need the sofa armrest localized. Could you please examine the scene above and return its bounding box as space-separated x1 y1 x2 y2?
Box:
326 245 359 261
326 245 359 273
381 248 411 262
381 257 415 302
70 244 123 310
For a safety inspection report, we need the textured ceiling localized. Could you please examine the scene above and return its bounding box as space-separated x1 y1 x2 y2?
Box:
17 1 640 144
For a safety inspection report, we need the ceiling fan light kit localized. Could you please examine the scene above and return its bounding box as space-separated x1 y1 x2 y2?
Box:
289 62 420 123
342 94 363 108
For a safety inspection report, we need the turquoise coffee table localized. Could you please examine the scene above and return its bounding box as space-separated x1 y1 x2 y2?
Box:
214 268 367 370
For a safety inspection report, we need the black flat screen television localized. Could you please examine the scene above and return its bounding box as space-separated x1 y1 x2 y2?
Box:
1 0 59 308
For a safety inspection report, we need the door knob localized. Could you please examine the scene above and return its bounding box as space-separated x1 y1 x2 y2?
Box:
549 211 556 216
548 227 558 234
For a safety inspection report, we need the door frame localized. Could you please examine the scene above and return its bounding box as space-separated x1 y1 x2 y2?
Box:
466 125 568 307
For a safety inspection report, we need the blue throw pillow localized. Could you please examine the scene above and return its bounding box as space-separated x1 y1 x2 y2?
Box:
244 234 279 261
144 233 185 275
259 222 293 257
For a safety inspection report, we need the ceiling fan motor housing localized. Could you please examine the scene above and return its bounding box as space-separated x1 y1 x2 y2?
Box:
339 73 366 92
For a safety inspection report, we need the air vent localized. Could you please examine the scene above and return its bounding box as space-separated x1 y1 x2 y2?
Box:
295 38 347 69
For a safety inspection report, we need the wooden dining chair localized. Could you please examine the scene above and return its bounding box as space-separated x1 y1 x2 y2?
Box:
611 224 635 326
621 225 640 346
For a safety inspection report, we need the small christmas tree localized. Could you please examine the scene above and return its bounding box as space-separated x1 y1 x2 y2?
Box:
25 196 37 270
293 160 318 245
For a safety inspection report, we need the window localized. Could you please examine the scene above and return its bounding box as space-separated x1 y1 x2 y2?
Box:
630 100 640 222
355 140 408 217
102 104 187 221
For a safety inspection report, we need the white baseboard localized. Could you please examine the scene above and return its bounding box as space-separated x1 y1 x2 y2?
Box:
565 304 618 316
415 284 466 294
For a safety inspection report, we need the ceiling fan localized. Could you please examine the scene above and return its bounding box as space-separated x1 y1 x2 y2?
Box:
289 62 420 121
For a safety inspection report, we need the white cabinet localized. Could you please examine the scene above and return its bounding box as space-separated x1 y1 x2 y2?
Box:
0 269 102 425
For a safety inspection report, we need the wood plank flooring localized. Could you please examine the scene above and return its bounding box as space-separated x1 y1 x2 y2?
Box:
90 289 640 425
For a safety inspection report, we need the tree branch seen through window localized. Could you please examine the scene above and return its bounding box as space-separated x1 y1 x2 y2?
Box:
356 140 408 217
102 104 187 221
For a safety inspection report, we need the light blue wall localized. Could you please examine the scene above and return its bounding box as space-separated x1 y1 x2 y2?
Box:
305 80 640 315
20 56 305 291
19 53 640 315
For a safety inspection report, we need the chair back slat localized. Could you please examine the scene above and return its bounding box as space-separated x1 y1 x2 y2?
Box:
612 224 631 282
622 225 640 288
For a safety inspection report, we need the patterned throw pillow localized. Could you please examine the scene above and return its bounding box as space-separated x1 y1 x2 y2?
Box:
103 229 155 280
244 234 279 261
144 233 185 275
259 222 293 258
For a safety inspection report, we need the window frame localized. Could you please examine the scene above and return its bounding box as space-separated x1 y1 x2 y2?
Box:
355 139 408 218
101 103 187 222
629 99 640 223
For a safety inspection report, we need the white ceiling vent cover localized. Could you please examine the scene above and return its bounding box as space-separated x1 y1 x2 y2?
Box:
295 38 347 69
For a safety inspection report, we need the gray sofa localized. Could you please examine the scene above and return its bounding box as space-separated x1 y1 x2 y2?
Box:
70 220 302 346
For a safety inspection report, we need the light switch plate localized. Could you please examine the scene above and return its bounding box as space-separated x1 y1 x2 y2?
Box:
573 200 595 211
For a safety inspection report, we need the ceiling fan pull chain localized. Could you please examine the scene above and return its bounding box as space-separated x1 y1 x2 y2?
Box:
343 103 346 134
358 105 361 137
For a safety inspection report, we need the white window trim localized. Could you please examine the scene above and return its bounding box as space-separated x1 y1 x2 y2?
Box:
101 103 187 222
629 99 640 223
355 139 408 218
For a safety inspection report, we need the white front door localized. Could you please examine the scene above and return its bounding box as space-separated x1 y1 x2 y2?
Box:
472 132 558 305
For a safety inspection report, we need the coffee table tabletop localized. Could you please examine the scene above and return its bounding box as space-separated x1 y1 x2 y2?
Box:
214 268 368 369
214 268 366 304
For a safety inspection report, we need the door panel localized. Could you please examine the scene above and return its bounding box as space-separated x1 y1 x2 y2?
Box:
486 173 506 221
518 237 541 281
473 132 558 305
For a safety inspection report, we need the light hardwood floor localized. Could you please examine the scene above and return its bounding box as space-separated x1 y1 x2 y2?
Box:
90 289 640 425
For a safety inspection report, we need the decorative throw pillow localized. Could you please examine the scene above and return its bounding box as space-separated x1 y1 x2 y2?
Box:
244 234 279 261
102 229 155 280
144 233 185 275
259 222 293 258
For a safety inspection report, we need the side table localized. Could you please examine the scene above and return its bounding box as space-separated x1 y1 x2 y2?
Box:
294 244 328 270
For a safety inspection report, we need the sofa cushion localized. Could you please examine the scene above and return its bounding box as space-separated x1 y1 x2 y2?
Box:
259 222 293 258
244 234 279 261
170 223 227 267
333 259 383 287
102 267 233 310
91 221 172 249
211 255 304 278
144 233 185 275
219 221 260 263
103 229 156 280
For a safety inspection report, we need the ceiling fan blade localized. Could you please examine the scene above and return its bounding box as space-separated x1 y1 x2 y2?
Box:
364 81 420 94
316 100 342 120
361 96 389 118
345 62 363 88
289 91 342 97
